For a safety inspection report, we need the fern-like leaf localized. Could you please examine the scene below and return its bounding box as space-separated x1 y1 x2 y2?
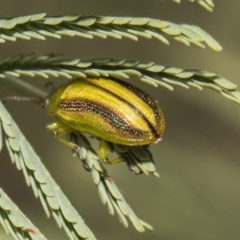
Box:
70 133 154 232
0 187 48 240
0 54 239 104
0 14 221 51
0 102 97 240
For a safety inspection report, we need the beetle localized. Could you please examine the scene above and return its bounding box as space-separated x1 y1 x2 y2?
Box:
46 77 165 164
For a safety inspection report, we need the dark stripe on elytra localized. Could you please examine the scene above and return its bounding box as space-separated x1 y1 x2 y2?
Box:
58 99 146 137
84 78 161 138
117 79 161 123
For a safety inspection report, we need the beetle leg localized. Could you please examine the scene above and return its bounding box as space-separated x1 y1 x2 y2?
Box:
46 121 72 135
108 157 126 164
46 121 78 149
98 140 109 163
57 135 78 150
98 140 125 164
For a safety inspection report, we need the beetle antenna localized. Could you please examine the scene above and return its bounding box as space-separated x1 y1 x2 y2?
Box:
2 96 47 108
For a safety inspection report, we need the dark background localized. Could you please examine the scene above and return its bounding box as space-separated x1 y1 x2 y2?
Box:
0 1 240 240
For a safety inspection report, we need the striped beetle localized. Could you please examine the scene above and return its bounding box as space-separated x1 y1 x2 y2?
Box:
46 77 165 165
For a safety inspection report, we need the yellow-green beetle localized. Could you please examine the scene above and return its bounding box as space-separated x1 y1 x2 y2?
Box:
46 77 165 149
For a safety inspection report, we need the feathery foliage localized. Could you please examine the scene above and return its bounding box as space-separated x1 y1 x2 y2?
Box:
0 14 221 51
0 101 97 240
0 187 47 240
0 54 239 104
69 133 155 231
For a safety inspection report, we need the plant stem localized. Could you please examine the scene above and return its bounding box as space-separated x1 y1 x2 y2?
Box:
0 76 46 98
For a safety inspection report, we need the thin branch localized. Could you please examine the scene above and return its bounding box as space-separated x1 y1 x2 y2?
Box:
0 14 221 51
0 102 97 240
0 54 239 105
1 75 46 98
0 187 48 240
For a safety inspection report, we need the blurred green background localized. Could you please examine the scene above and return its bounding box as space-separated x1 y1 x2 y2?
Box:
0 1 240 239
